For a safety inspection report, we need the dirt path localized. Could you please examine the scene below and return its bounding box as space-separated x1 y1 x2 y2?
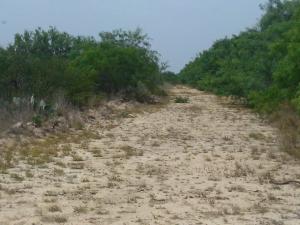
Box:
1 86 300 225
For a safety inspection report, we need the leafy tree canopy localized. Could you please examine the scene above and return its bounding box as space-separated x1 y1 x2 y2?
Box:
180 0 300 113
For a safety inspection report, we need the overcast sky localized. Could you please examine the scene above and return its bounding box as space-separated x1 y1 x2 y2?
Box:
0 0 266 72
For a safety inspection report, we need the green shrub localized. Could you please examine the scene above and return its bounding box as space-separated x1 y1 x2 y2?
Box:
134 82 153 103
162 71 181 84
292 88 300 113
32 115 43 127
175 96 189 103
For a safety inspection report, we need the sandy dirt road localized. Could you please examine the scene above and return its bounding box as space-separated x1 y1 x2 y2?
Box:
0 86 300 225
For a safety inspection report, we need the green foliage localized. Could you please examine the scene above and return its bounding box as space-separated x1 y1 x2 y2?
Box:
71 40 160 94
0 27 164 107
180 0 300 114
32 115 43 127
161 71 181 84
174 96 189 104
292 87 300 113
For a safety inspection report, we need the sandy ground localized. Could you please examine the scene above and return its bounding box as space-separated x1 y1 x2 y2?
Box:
0 86 300 225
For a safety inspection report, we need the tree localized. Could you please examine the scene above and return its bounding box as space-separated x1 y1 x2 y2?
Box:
0 27 164 105
179 0 300 113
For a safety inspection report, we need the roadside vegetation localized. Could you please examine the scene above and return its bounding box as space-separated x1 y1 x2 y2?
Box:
180 0 300 157
0 28 177 132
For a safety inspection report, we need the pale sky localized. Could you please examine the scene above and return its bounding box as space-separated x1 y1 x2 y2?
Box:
0 0 266 72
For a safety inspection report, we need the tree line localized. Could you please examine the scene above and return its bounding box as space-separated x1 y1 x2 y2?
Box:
180 0 300 114
0 28 173 107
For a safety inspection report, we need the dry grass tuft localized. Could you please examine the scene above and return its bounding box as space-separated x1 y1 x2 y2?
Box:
73 205 88 214
41 215 68 223
174 96 189 103
48 205 62 212
0 100 34 134
10 173 24 182
53 168 64 176
0 149 14 173
249 132 265 140
121 145 144 159
271 104 300 158
233 162 253 177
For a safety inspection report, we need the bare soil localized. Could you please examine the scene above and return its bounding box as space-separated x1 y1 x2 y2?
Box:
1 86 300 225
